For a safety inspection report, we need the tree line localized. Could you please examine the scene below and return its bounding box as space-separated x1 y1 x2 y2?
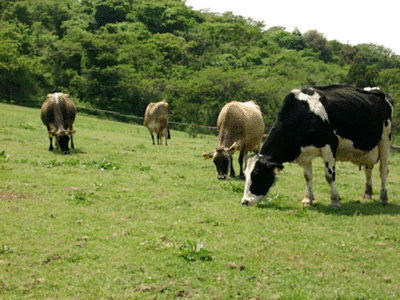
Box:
1 0 400 132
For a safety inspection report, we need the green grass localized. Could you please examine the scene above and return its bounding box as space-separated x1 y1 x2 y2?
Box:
1 103 400 299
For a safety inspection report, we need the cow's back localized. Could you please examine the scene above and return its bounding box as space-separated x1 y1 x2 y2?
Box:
144 100 170 134
41 93 76 128
314 85 392 151
217 101 264 150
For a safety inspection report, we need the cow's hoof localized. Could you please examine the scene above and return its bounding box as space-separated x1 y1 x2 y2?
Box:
331 202 341 208
301 198 313 206
362 192 373 199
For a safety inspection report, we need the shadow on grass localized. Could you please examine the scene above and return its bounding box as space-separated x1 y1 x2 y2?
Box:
310 200 400 216
49 148 87 155
256 199 400 216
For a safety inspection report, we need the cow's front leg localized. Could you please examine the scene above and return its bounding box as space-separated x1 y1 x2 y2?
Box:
238 150 245 179
229 156 235 178
49 137 54 151
363 165 374 199
301 160 314 206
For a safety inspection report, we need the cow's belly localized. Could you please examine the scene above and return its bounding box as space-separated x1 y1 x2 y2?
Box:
335 137 379 166
294 139 380 168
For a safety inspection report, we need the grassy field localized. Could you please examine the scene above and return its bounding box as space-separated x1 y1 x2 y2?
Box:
1 103 400 299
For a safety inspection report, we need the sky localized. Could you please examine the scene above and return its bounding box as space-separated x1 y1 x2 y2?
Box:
185 0 400 55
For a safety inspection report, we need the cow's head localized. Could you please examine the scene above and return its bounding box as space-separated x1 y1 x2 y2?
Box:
55 129 75 154
162 100 173 115
241 154 283 205
202 143 236 180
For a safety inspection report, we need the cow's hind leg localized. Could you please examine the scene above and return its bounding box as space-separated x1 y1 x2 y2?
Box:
363 165 374 199
47 127 54 151
301 160 314 206
157 132 161 145
378 133 391 205
322 146 341 208
164 127 168 146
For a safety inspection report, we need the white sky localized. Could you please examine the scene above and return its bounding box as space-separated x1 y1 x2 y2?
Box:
185 0 400 55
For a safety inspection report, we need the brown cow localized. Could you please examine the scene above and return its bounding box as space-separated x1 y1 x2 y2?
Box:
203 101 265 180
144 100 172 145
41 93 76 154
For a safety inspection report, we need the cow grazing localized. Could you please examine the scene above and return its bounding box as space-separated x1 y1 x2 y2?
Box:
144 100 172 145
241 85 393 207
203 101 265 180
41 92 76 154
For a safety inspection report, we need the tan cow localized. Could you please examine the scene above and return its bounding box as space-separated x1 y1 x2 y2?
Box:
144 100 172 145
40 93 76 154
203 101 265 180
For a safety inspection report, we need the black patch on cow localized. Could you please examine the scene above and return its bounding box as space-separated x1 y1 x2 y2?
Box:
301 88 315 96
314 85 391 151
260 92 337 164
325 162 332 175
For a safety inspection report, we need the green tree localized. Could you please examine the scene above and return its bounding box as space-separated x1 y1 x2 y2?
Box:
345 63 379 87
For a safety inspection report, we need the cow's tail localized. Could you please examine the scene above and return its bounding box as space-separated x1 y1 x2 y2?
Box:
167 126 171 139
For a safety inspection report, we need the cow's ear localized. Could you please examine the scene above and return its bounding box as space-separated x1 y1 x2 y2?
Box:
69 130 76 135
202 152 214 159
227 142 237 155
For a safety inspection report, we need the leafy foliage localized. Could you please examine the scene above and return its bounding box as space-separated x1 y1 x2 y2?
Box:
1 0 400 131
179 241 213 262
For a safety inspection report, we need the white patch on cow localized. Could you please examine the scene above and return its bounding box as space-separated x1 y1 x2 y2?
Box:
241 155 266 205
333 132 380 166
364 87 380 91
291 89 329 122
53 92 62 104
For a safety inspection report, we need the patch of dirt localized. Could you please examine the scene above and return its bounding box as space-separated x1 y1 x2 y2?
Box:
0 192 29 202
134 284 165 292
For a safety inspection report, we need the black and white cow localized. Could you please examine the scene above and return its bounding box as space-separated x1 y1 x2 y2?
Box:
241 85 394 207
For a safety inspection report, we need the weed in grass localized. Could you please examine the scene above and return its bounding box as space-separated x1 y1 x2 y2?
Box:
179 241 213 262
45 159 60 168
68 191 95 205
18 123 36 130
228 182 244 193
0 244 12 255
90 157 119 170
0 150 9 164
136 164 151 171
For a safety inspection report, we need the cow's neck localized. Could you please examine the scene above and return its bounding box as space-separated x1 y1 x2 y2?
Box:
217 130 235 149
260 127 301 164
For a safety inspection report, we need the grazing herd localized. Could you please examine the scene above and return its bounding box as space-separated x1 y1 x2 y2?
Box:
40 84 395 207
